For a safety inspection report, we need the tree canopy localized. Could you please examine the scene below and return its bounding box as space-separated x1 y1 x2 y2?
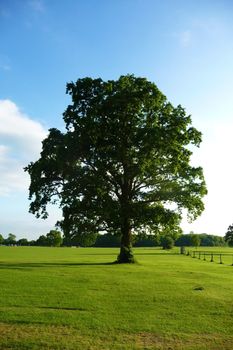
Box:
5 233 16 246
36 230 63 247
225 224 233 246
175 233 225 247
0 234 4 245
46 230 63 247
25 75 207 263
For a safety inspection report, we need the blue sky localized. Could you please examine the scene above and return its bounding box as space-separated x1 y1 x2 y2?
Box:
1 0 233 239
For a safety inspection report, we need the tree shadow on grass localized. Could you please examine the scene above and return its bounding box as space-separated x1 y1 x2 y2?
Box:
6 305 88 311
135 252 178 255
0 261 116 270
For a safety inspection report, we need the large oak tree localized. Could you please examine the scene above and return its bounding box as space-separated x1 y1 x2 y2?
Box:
25 75 207 263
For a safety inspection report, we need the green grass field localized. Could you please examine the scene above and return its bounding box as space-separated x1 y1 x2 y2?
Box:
186 246 233 266
0 246 233 349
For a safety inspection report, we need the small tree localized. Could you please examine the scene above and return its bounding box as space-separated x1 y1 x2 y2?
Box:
190 233 201 248
161 236 174 250
5 233 16 246
36 235 48 246
17 238 29 246
46 230 63 247
0 234 4 245
225 224 233 246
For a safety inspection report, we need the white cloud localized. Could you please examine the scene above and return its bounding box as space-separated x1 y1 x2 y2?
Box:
0 99 47 196
0 101 61 238
182 119 233 236
0 145 9 159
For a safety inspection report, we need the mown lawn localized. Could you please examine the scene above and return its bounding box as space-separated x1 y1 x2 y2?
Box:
0 246 233 349
186 246 233 266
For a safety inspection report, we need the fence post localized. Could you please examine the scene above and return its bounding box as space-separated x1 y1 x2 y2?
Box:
203 252 206 261
210 253 214 262
220 254 223 264
180 246 186 255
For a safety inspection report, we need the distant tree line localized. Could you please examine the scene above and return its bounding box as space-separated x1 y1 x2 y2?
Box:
92 232 226 249
175 233 225 247
0 230 63 247
0 231 227 249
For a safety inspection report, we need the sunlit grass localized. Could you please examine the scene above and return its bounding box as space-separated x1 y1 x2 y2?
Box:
186 246 233 265
0 246 233 349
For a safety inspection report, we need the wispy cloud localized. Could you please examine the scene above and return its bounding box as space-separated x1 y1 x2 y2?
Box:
173 16 226 49
28 0 45 13
172 30 192 47
0 64 11 71
0 100 47 196
192 18 224 36
179 30 191 47
0 54 11 72
0 8 10 18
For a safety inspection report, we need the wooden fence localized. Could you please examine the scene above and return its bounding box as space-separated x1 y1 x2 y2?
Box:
186 250 233 266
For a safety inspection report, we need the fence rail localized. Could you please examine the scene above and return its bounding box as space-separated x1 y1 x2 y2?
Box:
186 250 233 266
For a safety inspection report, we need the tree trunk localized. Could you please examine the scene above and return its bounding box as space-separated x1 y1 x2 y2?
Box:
117 162 135 263
117 217 135 263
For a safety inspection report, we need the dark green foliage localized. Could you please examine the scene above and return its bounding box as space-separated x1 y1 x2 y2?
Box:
225 224 233 247
134 233 160 247
175 233 226 247
64 232 97 247
94 233 121 247
0 234 4 245
200 234 225 246
25 75 207 263
63 233 97 247
190 234 201 248
17 238 29 246
28 240 36 246
93 233 161 248
36 230 63 247
197 234 225 247
5 233 16 246
62 236 72 246
46 230 63 247
161 236 174 249
36 235 48 246
175 234 193 246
